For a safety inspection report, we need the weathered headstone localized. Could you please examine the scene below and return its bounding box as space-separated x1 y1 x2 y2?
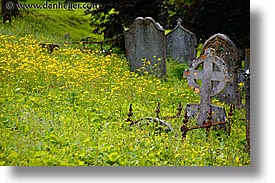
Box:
183 48 232 125
166 18 197 64
202 33 239 105
124 17 166 77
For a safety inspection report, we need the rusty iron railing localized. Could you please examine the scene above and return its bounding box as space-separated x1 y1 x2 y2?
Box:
126 102 183 135
126 102 233 139
69 34 123 53
181 104 233 139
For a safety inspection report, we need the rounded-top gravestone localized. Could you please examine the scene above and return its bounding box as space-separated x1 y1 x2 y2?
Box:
202 33 239 105
124 17 166 78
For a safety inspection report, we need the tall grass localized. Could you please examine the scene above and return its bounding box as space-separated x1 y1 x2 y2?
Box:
0 34 249 166
0 4 249 166
0 3 102 43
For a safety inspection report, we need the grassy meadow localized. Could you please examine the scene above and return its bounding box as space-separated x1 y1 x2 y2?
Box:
0 1 250 166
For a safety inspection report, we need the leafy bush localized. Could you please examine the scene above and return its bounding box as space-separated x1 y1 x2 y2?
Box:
166 58 189 80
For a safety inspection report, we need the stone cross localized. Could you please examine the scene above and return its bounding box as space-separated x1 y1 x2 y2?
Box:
183 48 232 125
202 33 239 105
124 17 166 77
166 18 197 64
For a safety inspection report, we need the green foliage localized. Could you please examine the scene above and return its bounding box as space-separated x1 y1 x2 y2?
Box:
0 34 249 166
87 0 163 33
0 5 249 166
0 6 102 43
89 8 120 33
166 59 189 80
164 0 250 57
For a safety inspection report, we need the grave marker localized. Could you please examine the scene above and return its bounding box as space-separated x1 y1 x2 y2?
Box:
183 48 232 125
124 17 166 77
202 33 239 105
166 18 197 64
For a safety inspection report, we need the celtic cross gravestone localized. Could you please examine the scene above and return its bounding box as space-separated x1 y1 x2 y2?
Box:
183 48 232 125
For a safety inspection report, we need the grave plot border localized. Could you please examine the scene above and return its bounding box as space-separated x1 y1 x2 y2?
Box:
125 102 234 140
